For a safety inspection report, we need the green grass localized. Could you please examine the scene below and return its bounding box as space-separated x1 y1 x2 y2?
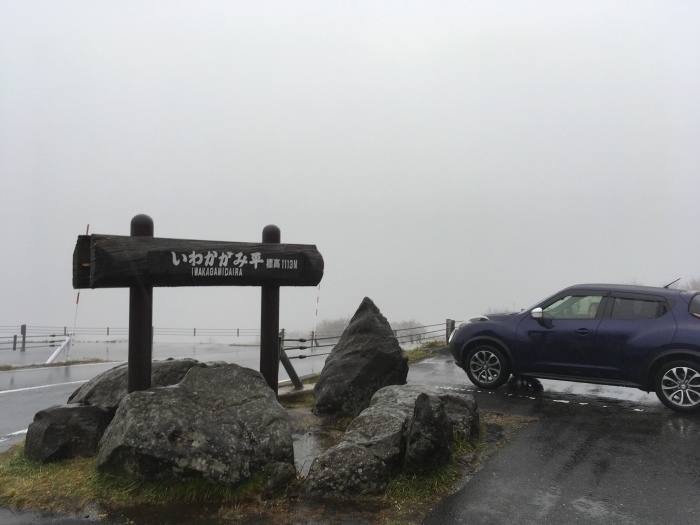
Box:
403 340 446 364
278 389 315 409
0 444 266 514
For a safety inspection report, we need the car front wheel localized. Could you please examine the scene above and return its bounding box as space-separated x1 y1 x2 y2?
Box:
465 345 510 389
654 361 700 413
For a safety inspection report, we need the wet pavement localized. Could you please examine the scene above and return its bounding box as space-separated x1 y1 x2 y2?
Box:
423 398 700 524
2 347 699 524
417 353 700 525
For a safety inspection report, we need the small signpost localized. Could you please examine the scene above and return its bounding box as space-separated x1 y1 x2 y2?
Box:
73 214 324 395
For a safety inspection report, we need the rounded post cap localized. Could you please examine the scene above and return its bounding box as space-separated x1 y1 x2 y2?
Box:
131 214 154 236
262 224 281 243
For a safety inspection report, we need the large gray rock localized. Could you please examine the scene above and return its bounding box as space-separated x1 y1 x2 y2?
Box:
25 405 111 463
303 383 478 496
371 384 480 441
313 298 408 417
97 364 294 486
68 358 208 415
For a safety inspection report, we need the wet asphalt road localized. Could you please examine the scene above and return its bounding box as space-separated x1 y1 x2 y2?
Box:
425 405 700 525
415 354 700 525
2 346 699 524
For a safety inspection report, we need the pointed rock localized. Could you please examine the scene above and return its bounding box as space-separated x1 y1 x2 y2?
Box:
313 298 408 417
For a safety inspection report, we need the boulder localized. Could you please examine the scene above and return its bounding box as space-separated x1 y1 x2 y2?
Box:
304 400 409 496
97 363 294 486
313 298 408 417
25 405 111 462
403 393 451 474
371 384 480 441
68 358 208 415
303 383 478 496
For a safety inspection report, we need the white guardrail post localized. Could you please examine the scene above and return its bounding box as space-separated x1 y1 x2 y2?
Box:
46 335 72 364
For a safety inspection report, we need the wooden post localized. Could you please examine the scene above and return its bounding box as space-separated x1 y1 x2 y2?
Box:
20 324 26 352
260 225 281 394
128 214 154 393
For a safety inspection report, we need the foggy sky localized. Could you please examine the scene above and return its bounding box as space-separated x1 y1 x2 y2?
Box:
1 1 699 336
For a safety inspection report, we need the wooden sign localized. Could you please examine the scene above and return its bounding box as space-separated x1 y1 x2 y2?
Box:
73 234 324 289
73 216 319 396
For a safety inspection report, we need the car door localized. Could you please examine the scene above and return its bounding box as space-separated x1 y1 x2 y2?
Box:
516 292 605 377
594 293 676 384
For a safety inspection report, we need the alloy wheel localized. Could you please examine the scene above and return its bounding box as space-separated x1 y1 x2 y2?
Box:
469 349 502 385
660 366 700 409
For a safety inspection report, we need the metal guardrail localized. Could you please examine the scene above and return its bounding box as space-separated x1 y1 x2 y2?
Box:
0 320 458 354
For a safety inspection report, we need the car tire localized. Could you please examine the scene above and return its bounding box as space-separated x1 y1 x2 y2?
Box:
654 360 700 413
465 345 511 389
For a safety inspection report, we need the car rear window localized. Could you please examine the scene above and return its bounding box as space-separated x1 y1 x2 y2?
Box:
610 297 669 320
690 294 700 319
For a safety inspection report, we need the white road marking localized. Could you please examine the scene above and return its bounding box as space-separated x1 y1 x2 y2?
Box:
0 380 88 395
0 429 28 444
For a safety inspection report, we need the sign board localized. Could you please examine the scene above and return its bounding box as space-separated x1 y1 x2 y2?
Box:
73 234 324 289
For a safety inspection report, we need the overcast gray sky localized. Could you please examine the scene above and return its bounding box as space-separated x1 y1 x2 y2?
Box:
1 1 699 335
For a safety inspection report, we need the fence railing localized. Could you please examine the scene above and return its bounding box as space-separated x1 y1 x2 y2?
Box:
0 320 459 354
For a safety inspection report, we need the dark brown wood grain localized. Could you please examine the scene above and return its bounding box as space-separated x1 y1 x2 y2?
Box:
72 234 324 289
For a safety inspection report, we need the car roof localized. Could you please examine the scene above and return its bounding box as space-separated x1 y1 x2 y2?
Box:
562 283 685 298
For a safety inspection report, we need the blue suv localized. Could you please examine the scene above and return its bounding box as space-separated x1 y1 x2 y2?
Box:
449 284 700 412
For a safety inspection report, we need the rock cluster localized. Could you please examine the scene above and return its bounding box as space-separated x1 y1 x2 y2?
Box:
304 383 479 496
23 298 479 500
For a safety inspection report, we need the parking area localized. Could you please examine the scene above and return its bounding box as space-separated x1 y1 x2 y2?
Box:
411 353 700 525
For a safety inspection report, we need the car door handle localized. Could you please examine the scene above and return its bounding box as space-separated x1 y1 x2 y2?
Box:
576 328 592 335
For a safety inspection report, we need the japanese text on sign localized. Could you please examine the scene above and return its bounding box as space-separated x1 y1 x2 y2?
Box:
170 251 299 277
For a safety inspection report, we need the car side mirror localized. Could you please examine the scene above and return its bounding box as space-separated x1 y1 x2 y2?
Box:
531 307 543 319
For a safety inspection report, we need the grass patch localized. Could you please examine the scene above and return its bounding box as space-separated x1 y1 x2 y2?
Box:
301 374 320 385
0 444 266 515
0 359 110 372
403 340 446 364
278 389 315 409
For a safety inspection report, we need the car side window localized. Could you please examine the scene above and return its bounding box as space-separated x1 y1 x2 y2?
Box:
610 297 668 320
690 295 700 319
543 295 604 319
